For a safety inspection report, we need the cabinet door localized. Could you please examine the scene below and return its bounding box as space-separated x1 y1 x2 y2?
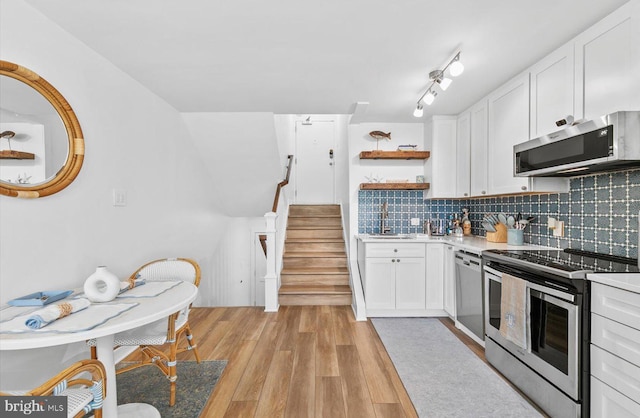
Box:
530 43 574 138
575 2 639 120
429 116 458 198
488 73 531 195
443 244 456 317
364 258 396 310
591 376 640 418
470 100 489 197
456 112 471 198
395 257 426 310
425 244 444 310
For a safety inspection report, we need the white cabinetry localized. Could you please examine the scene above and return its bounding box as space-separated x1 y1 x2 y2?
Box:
442 244 456 317
530 43 575 138
357 240 446 317
427 116 458 198
486 73 569 195
456 112 471 198
487 73 531 195
575 1 640 121
590 282 640 417
425 243 444 310
469 100 488 197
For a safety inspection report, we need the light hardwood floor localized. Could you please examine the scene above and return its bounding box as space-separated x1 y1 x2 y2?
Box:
127 306 544 417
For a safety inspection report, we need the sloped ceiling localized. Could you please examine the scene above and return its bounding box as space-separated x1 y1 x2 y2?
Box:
24 0 629 122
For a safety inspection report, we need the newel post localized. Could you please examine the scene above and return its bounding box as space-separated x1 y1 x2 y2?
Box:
264 212 279 312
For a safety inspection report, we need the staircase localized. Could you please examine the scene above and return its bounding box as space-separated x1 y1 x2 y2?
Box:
279 204 352 306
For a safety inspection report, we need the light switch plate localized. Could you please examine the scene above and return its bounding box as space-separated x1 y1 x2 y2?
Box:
113 189 127 207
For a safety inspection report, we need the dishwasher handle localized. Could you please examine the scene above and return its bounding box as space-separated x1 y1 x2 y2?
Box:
455 252 482 272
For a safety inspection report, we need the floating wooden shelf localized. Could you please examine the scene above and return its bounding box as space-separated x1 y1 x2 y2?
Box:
359 150 430 160
0 150 35 160
360 182 430 190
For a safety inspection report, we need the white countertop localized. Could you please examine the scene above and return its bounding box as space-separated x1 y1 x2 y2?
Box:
357 234 552 253
588 273 640 294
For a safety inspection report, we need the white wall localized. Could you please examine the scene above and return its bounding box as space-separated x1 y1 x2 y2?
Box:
0 1 228 306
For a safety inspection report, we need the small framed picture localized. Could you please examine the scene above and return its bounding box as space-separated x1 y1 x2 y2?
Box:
416 175 425 183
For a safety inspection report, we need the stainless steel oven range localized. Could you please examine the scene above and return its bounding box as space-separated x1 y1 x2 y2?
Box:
483 248 639 418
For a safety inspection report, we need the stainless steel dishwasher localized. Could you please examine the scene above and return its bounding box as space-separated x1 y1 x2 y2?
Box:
455 250 484 342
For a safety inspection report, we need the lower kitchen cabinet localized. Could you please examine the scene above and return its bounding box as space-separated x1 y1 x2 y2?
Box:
357 240 445 317
363 256 426 310
443 244 456 318
425 243 444 310
590 282 640 417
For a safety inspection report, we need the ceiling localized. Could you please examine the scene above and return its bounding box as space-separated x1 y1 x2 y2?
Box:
26 0 629 123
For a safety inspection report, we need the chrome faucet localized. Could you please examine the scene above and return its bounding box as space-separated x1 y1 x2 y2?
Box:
380 201 392 234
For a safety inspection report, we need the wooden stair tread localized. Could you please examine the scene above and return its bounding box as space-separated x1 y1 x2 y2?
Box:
281 267 349 275
287 226 342 230
285 238 344 243
279 285 352 295
284 252 347 258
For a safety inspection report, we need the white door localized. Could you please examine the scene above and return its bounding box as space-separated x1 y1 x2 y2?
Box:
295 120 335 204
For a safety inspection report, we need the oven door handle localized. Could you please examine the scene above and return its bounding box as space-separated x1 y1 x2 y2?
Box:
484 265 575 303
528 281 575 303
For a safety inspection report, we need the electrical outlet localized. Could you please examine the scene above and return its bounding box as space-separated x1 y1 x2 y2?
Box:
113 189 127 207
410 218 421 226
553 220 564 237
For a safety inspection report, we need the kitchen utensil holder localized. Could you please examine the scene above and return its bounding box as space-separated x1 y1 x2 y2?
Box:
507 228 524 245
486 223 507 243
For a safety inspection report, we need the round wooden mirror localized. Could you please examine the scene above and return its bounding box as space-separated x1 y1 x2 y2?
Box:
0 60 84 198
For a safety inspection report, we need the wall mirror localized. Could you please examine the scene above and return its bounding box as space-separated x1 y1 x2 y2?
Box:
0 60 84 198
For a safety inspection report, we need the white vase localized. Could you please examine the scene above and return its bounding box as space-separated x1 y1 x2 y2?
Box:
84 266 120 302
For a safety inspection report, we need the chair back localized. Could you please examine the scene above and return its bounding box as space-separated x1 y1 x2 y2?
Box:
131 258 201 288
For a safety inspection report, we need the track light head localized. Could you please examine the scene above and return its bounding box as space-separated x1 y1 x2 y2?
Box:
422 90 437 105
413 104 424 117
448 53 464 77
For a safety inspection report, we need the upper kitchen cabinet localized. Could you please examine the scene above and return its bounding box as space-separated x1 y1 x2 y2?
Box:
530 44 575 138
574 1 640 120
469 100 489 197
427 115 470 198
456 112 471 198
487 73 531 195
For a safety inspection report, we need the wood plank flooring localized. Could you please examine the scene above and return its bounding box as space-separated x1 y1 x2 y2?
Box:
125 307 545 417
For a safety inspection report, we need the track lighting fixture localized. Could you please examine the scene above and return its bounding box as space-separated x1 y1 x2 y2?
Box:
413 50 464 117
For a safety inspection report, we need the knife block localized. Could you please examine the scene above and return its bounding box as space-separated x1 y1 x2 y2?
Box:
486 223 507 243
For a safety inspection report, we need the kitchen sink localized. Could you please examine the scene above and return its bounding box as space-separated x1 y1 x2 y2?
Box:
368 234 414 239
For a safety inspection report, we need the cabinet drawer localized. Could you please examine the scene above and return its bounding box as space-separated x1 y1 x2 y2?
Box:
591 376 640 418
591 283 640 332
591 345 640 403
592 313 640 366
364 243 425 258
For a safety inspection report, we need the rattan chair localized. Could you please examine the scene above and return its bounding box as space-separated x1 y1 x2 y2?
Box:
0 359 106 418
89 257 201 406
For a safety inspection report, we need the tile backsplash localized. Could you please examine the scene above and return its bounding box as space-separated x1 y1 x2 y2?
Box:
358 168 639 259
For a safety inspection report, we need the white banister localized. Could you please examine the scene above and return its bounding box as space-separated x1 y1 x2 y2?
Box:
264 212 279 312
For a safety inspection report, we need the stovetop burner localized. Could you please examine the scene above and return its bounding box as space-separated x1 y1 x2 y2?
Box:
484 248 639 277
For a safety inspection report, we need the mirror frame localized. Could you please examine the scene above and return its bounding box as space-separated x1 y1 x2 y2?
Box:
0 60 84 198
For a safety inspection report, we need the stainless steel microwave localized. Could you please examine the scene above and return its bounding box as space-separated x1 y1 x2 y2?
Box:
514 111 640 177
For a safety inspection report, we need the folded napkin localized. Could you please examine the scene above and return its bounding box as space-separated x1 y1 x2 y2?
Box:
499 273 528 349
118 277 146 294
25 298 91 329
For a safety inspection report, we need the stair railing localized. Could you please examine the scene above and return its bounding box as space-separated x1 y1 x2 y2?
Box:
263 154 293 312
259 155 293 255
